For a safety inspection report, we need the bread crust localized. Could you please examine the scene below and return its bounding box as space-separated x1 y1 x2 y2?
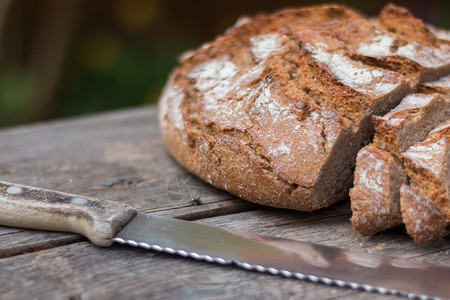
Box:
350 145 407 235
402 120 450 224
373 93 450 157
400 184 447 245
351 108 449 243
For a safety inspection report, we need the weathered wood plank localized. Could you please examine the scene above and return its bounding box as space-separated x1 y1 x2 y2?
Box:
3 202 445 300
195 207 449 266
1 198 447 298
2 199 446 285
0 106 448 300
0 228 83 259
0 107 256 253
1 201 443 299
0 107 188 208
145 198 259 220
0 241 394 300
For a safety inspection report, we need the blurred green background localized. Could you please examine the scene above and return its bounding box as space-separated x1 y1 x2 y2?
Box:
0 0 448 128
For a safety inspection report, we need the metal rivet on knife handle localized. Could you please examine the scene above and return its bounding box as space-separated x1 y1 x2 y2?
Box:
0 181 137 247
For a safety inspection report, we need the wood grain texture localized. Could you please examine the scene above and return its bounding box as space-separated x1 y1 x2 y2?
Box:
0 242 361 300
0 106 448 299
0 228 84 259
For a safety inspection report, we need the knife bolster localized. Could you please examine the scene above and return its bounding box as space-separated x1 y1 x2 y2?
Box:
0 181 137 247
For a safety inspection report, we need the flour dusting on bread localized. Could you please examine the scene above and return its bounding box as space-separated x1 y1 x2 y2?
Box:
250 34 283 61
307 44 401 96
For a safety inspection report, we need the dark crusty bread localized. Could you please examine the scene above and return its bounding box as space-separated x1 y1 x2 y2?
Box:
373 93 450 157
402 120 450 225
351 96 449 243
372 5 450 82
400 121 450 244
400 184 447 245
158 4 449 218
350 144 407 235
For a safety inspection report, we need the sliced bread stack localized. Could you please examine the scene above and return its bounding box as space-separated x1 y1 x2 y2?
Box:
350 77 450 244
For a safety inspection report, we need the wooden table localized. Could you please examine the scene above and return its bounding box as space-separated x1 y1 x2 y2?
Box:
0 106 448 299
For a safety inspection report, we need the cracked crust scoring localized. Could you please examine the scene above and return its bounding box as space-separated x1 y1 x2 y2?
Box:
159 4 450 212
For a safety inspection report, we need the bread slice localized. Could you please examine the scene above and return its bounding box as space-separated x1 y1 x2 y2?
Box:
351 84 449 240
350 145 407 235
398 121 450 244
159 4 450 212
419 73 450 94
373 93 450 157
402 120 450 224
351 121 450 243
351 119 449 243
400 184 447 245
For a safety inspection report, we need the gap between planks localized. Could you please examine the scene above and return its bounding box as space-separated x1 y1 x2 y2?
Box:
0 234 86 259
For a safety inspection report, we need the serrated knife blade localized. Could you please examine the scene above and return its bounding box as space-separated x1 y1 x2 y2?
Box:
113 213 449 300
0 181 448 299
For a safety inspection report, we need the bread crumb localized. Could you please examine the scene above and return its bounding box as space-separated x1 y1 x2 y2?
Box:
376 243 385 251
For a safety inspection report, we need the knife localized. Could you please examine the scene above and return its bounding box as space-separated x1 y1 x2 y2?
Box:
0 181 448 299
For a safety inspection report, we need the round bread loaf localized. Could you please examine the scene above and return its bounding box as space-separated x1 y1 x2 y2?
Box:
158 4 450 211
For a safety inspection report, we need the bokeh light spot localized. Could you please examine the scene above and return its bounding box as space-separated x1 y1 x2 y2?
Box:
77 31 121 72
113 0 160 30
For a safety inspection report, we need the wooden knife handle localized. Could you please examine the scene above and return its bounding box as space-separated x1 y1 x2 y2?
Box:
0 181 137 247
